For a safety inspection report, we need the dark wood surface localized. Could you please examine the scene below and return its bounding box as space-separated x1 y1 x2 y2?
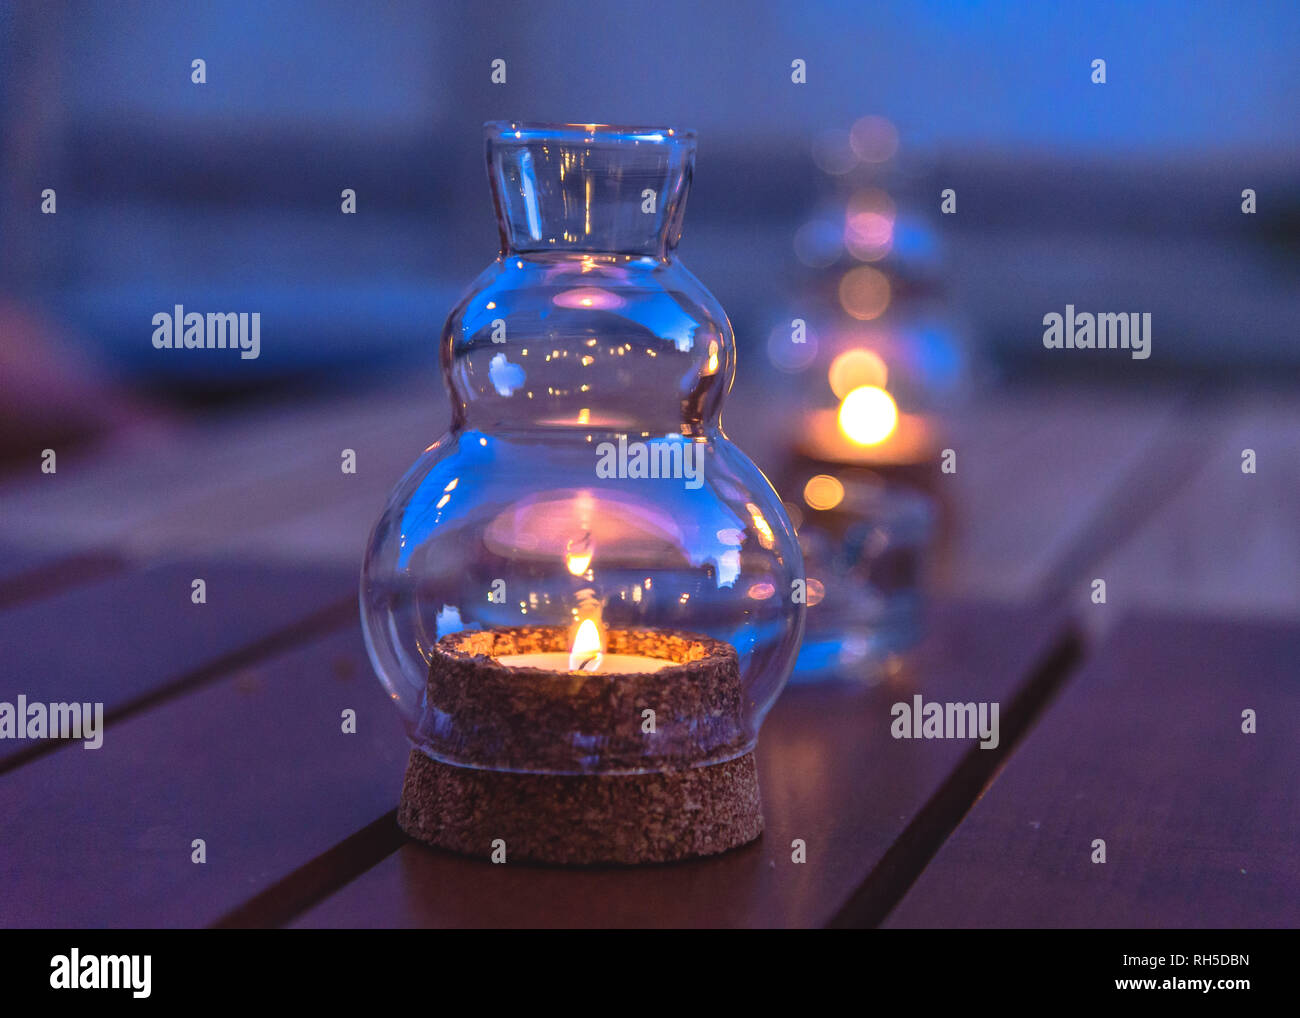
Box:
884 612 1300 928
0 561 356 768
0 624 407 927
1 384 1296 928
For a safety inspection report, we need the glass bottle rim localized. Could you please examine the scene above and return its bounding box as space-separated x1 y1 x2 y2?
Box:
484 120 697 145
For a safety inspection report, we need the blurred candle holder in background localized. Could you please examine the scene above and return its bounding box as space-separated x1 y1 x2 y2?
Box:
778 370 940 684
769 114 967 683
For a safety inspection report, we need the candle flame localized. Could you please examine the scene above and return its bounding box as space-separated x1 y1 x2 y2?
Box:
838 385 898 446
569 619 603 672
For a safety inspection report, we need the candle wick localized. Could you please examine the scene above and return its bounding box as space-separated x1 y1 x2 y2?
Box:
572 651 602 672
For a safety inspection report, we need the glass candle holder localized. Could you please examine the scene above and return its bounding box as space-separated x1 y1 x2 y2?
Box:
782 465 936 683
361 122 804 864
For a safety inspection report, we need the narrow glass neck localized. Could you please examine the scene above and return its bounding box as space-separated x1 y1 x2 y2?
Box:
486 123 695 258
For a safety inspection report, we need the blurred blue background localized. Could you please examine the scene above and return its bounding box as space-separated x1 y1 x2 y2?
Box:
1 0 1297 417
1 0 1297 648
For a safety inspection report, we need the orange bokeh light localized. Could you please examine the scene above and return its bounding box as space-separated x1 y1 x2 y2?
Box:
803 474 846 511
828 348 888 398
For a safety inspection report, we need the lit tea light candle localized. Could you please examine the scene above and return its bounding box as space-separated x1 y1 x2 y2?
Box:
800 385 937 468
495 618 672 674
789 351 940 471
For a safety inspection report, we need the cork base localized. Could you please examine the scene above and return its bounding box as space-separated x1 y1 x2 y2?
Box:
397 748 763 865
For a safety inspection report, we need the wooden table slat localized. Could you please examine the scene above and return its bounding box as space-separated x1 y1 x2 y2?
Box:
1099 395 1300 619
0 560 356 767
884 612 1300 928
933 388 1190 603
0 386 438 561
0 625 407 927
0 547 124 611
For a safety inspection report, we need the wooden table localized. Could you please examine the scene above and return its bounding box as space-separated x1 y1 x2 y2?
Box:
1 379 1296 928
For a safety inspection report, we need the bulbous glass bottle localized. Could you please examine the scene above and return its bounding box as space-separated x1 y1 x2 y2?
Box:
361 122 804 777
